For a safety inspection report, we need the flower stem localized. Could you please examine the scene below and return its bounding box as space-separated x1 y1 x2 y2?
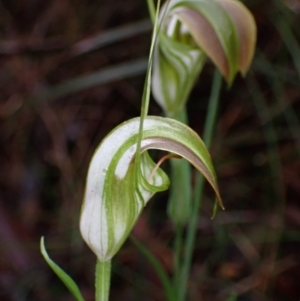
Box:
173 224 184 291
166 108 192 293
95 260 111 301
178 70 222 301
147 0 156 23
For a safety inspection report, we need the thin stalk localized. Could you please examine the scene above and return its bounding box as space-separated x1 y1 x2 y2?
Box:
202 72 223 146
95 260 111 301
136 0 161 165
178 70 222 301
167 108 191 225
166 108 192 293
173 225 184 291
147 0 156 23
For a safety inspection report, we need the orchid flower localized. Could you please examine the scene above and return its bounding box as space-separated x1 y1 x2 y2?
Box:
152 0 257 115
79 116 223 262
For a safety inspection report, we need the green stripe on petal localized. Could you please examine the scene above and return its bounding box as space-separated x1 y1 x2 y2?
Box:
152 32 205 114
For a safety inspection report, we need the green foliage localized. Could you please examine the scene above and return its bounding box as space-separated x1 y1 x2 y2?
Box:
40 237 85 301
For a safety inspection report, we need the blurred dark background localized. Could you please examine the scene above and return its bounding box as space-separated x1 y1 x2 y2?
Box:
0 0 300 300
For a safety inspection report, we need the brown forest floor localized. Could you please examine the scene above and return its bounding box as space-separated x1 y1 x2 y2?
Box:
0 0 300 300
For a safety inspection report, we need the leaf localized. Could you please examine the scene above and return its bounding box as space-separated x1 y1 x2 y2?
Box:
80 116 223 262
40 237 85 301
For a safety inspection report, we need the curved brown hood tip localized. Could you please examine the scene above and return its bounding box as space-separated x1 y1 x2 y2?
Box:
215 0 257 76
170 0 256 82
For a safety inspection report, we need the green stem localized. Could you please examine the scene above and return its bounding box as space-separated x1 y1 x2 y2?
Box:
173 225 184 292
147 0 156 23
95 260 111 301
167 108 191 226
202 72 222 146
167 109 192 294
136 0 161 166
178 70 222 301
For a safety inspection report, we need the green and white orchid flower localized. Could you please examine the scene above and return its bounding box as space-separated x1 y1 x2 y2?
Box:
79 116 223 262
152 0 257 115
